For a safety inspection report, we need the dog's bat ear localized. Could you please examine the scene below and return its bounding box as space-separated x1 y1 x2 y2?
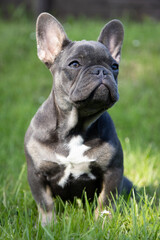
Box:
36 13 69 66
98 20 124 63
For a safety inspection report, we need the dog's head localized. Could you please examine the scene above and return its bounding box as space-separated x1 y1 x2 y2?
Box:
36 13 124 116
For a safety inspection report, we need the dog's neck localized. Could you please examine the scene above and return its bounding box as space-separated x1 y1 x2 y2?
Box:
51 90 102 140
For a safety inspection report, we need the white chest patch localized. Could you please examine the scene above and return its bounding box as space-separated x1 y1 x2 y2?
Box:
55 135 96 187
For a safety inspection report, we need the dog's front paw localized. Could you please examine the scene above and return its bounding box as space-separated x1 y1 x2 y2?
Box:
38 205 56 227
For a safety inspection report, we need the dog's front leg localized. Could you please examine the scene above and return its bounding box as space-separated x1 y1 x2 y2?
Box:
95 167 123 219
37 186 55 227
27 166 55 226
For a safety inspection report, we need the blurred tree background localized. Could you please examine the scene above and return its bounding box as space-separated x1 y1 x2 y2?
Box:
0 0 160 20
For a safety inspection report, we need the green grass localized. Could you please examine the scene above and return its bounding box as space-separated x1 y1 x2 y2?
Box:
0 14 160 239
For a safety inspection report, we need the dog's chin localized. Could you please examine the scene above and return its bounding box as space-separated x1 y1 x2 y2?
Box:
92 84 111 102
72 84 117 116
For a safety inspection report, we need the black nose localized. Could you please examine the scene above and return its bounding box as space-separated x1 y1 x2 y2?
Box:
92 67 108 76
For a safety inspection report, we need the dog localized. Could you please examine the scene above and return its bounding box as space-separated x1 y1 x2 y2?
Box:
24 12 133 226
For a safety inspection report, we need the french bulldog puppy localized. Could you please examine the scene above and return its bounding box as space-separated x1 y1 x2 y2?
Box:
24 13 132 226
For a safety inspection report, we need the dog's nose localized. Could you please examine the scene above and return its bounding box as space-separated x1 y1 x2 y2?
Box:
92 67 108 76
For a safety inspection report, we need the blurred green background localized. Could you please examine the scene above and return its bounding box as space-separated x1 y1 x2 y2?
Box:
0 12 159 190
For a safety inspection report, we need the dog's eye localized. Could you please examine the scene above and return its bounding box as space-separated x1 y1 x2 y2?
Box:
111 63 119 71
69 61 80 68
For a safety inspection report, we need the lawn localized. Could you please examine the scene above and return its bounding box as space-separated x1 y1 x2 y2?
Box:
0 12 160 239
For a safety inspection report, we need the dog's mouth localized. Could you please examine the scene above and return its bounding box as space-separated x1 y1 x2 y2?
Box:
69 84 118 118
70 82 118 106
96 82 119 102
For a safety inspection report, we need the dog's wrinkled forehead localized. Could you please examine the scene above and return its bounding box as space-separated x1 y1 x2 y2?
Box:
71 40 109 55
62 40 111 63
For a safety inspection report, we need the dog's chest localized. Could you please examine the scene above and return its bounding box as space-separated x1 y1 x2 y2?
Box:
56 135 96 187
